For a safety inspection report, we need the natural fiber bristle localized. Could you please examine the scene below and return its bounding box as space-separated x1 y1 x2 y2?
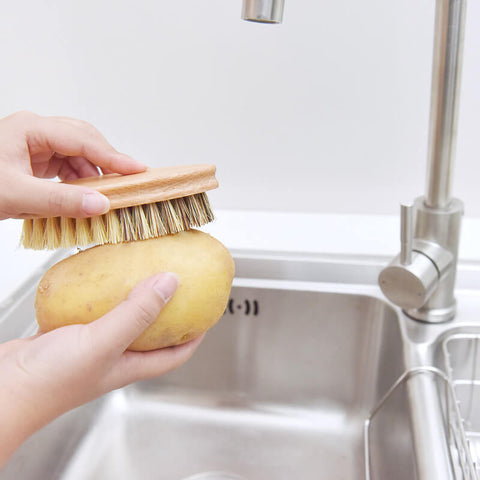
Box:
60 217 76 248
105 210 122 244
21 219 34 249
91 215 108 245
21 192 215 250
45 218 61 249
75 218 93 247
32 218 47 250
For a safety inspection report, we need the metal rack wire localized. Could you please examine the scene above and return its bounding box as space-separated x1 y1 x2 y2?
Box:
364 366 477 480
443 334 480 478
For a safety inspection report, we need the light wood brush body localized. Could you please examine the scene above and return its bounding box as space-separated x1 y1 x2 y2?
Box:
21 164 218 250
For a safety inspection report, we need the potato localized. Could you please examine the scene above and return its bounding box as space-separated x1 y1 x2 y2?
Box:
35 230 235 351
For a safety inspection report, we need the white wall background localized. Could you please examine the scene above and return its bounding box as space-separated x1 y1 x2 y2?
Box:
1 0 479 217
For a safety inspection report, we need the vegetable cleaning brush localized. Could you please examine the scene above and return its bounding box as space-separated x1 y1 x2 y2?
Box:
21 164 218 250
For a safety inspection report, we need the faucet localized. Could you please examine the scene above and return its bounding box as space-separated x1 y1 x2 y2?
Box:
378 0 466 323
241 0 467 323
242 0 284 23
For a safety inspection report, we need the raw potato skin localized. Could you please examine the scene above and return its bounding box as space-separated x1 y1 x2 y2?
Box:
35 230 235 351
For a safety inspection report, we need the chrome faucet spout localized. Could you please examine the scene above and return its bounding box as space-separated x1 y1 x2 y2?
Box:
242 0 284 24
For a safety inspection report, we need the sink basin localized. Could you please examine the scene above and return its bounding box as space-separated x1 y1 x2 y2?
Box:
1 250 480 479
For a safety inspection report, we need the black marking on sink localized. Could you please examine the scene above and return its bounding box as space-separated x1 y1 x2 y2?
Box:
226 298 259 316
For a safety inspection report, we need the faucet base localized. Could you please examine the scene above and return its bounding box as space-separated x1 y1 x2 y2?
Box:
404 301 457 324
379 197 463 323
412 196 463 323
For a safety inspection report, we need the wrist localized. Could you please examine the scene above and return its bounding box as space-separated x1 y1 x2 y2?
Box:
0 361 60 468
0 382 38 468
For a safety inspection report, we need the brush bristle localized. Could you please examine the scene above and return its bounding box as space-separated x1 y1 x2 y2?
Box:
21 192 215 250
60 217 76 248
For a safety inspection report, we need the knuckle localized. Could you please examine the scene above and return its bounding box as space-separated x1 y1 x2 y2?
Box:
77 119 99 136
77 124 103 157
130 299 158 330
1 111 38 130
11 110 38 124
46 187 80 216
47 188 66 213
80 324 112 360
15 349 34 377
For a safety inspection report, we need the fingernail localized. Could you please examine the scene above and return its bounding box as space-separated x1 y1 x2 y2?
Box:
153 273 180 303
82 192 110 215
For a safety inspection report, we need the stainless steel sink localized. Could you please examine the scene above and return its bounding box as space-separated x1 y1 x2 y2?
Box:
1 250 480 479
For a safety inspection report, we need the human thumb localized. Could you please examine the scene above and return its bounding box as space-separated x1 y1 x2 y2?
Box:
14 175 110 218
88 273 180 352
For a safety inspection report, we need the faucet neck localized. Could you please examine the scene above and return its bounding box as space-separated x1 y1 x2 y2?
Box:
425 0 467 209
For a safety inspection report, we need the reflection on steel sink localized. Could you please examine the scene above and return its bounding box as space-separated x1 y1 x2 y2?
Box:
1 250 480 479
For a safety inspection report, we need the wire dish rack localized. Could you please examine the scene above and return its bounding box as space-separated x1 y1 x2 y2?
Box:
443 333 480 479
364 365 477 480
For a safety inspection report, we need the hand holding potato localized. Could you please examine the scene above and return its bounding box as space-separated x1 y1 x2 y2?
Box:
0 111 234 471
0 273 204 469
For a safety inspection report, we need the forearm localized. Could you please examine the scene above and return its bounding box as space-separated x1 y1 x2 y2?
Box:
0 273 200 469
0 352 62 469
0 384 39 469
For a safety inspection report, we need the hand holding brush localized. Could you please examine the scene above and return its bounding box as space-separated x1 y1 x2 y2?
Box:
0 110 146 221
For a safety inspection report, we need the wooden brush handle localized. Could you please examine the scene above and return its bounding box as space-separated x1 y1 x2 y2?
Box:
65 164 218 210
